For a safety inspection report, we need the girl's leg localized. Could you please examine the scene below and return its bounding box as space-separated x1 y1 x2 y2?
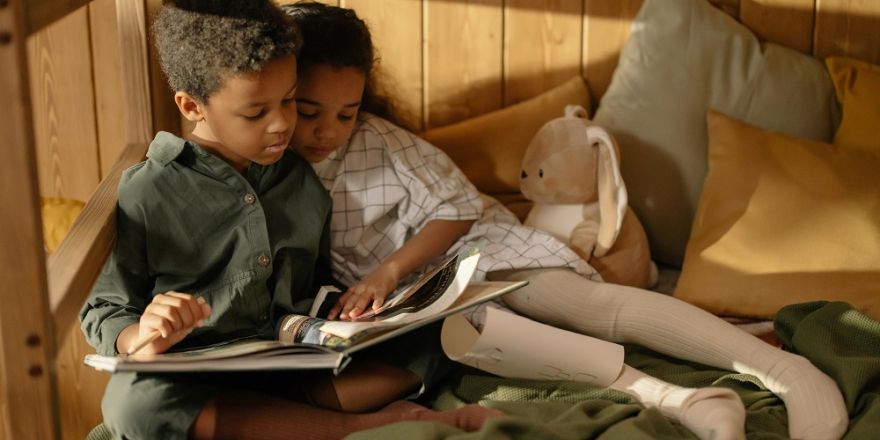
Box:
610 364 745 440
491 268 847 440
463 300 745 439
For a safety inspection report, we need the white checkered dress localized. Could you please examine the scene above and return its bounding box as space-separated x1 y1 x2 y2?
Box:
312 113 599 289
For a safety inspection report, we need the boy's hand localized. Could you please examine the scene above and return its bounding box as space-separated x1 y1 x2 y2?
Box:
132 292 211 354
328 265 399 320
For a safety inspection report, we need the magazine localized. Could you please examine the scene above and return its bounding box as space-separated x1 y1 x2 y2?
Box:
83 246 527 374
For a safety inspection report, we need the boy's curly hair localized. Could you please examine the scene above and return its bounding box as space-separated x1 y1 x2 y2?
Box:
154 0 301 102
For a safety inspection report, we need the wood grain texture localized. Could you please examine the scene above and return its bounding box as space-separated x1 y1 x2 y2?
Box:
89 0 127 178
0 1 59 438
345 0 424 131
425 0 503 128
815 0 880 64
582 0 643 103
741 0 815 54
23 0 94 36
146 0 180 137
116 0 153 144
27 7 100 201
505 0 583 106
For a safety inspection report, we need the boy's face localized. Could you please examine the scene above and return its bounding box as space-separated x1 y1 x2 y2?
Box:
290 64 366 163
184 55 298 172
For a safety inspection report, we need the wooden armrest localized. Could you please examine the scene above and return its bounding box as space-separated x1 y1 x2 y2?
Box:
47 142 146 351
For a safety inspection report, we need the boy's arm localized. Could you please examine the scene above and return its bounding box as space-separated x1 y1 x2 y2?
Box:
328 218 474 320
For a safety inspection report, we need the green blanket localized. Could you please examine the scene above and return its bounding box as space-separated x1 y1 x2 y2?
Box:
349 301 880 440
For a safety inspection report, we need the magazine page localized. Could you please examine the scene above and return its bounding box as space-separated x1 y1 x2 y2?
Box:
318 247 480 340
441 306 625 386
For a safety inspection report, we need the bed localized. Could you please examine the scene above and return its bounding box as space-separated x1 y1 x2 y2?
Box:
2 0 878 439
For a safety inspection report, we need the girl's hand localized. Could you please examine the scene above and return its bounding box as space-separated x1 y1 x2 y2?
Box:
131 291 212 354
328 265 399 320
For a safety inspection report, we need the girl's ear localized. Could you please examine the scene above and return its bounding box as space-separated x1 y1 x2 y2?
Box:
174 91 205 122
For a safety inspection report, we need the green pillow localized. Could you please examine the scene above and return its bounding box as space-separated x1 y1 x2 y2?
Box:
593 0 837 267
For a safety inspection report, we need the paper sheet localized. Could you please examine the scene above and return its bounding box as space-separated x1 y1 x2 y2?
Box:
441 306 624 386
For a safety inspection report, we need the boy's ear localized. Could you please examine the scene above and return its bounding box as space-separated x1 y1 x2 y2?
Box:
174 91 205 122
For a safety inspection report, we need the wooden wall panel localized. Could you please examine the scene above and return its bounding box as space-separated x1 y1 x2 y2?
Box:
345 0 424 131
504 0 583 106
27 7 100 202
741 0 815 54
815 0 880 65
89 0 127 177
425 0 503 128
582 0 643 105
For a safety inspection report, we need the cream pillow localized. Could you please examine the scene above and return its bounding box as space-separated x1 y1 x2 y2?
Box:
593 0 837 267
826 57 880 151
674 111 880 320
423 76 591 221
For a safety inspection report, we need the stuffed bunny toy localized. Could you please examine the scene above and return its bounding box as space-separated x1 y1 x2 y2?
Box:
520 105 657 288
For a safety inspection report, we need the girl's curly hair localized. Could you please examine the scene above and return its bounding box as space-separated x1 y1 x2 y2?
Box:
154 0 302 102
281 2 417 131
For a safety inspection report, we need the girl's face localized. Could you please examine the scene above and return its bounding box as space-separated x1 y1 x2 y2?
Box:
291 64 366 163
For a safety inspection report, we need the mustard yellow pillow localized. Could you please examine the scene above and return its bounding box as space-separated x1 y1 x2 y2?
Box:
674 111 880 320
826 57 880 151
423 76 591 220
41 197 85 253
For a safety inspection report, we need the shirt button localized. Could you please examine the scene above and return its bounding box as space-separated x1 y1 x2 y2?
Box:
257 254 271 267
260 314 268 322
243 193 257 205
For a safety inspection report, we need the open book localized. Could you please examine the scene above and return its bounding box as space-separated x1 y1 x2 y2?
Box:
84 246 527 374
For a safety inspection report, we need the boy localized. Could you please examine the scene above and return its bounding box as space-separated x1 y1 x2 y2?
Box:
82 2 498 438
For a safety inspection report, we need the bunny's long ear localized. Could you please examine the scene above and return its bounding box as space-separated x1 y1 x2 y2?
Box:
586 125 627 257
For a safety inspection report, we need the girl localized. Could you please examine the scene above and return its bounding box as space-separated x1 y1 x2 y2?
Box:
283 3 848 440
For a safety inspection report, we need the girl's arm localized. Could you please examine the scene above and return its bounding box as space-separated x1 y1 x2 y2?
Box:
328 218 474 320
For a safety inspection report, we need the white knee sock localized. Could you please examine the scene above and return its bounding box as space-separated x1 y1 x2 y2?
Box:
492 268 848 440
610 365 745 440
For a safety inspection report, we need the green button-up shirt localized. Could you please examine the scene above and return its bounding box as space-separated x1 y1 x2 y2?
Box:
80 132 332 356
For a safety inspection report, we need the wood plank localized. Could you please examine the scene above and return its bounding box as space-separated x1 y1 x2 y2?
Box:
48 142 147 348
0 1 59 438
741 0 815 54
146 0 179 137
582 0 643 104
90 0 127 178
116 0 153 144
345 0 423 131
55 323 108 440
504 0 583 106
815 0 880 65
23 0 93 36
27 6 100 202
425 0 503 128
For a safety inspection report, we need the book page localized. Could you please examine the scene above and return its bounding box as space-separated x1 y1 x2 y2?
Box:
318 250 480 339
441 306 625 386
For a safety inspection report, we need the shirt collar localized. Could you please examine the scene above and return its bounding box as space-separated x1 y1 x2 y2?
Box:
146 131 187 166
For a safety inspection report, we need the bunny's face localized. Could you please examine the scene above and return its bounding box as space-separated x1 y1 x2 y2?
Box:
520 118 600 204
